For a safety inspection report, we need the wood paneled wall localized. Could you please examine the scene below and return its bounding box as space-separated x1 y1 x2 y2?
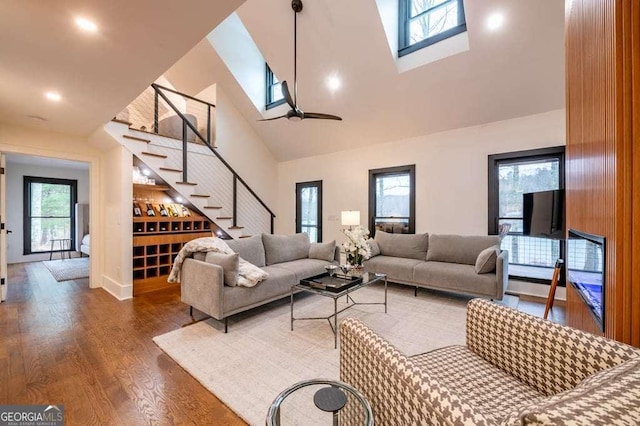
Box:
565 0 640 345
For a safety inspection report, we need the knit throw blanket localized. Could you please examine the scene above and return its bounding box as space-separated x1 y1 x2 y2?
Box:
168 237 268 288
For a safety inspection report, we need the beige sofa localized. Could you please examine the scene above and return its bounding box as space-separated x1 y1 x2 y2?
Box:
180 234 339 331
364 231 508 300
340 299 640 425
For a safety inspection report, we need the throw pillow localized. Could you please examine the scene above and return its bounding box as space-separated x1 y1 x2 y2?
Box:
309 240 336 262
225 235 266 267
367 238 381 257
205 252 240 286
262 233 311 265
475 246 498 274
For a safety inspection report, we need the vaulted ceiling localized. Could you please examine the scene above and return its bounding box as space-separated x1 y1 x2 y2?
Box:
166 0 566 161
0 0 565 162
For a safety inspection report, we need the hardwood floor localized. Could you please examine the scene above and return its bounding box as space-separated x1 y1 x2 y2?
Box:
0 262 565 425
0 262 246 425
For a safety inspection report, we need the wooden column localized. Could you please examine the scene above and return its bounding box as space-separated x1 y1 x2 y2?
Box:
565 0 640 345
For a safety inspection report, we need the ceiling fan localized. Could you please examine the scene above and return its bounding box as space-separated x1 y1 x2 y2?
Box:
260 0 342 122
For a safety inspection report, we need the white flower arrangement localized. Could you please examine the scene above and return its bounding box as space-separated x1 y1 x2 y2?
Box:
341 225 372 266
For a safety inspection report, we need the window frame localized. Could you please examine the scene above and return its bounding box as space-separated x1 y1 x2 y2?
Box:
265 63 286 110
23 176 78 255
295 180 323 243
368 165 416 237
398 0 467 58
487 146 566 283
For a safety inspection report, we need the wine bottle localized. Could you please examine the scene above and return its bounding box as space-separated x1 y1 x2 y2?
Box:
133 203 142 217
181 205 191 217
146 203 155 216
159 204 169 217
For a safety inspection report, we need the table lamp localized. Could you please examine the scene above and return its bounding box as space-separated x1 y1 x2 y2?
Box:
341 211 360 230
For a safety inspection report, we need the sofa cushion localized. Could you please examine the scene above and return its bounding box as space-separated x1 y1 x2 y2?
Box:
364 255 423 283
413 261 497 297
205 252 239 286
427 234 500 265
411 345 546 425
309 240 336 262
475 246 499 274
374 231 429 260
501 358 640 425
262 233 311 265
270 258 332 282
225 235 266 267
223 265 295 313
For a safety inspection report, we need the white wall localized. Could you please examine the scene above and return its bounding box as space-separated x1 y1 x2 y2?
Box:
5 161 89 264
277 109 566 243
214 86 278 209
99 144 133 300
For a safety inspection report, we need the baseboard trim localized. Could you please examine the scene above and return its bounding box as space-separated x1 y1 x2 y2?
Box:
507 280 566 301
101 275 133 300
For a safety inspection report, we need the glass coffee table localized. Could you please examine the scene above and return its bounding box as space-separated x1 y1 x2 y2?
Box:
291 271 388 348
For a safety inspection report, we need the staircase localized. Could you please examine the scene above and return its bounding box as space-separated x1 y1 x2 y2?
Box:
106 101 274 239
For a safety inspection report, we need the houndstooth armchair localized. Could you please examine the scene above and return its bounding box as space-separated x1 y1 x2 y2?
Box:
340 299 640 425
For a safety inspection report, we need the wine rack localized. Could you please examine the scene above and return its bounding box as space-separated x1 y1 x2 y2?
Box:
132 183 212 296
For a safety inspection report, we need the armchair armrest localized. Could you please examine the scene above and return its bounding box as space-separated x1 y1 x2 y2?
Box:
180 258 225 320
340 318 490 426
466 299 640 396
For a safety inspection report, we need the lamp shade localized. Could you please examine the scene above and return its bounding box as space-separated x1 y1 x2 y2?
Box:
341 211 360 227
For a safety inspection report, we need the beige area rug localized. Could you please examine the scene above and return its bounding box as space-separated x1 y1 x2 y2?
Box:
153 284 518 425
42 257 89 282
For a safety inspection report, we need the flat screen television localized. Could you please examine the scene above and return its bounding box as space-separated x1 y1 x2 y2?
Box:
523 189 565 239
566 229 605 330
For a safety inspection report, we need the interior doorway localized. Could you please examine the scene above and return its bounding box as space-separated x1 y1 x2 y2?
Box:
4 153 91 288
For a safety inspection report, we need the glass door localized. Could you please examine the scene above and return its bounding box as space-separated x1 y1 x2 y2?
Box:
296 181 322 243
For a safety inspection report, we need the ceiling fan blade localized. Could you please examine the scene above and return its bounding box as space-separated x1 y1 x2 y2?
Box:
303 112 343 121
281 81 296 110
258 115 287 121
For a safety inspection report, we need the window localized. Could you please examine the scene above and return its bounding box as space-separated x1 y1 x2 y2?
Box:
398 0 467 57
24 177 78 255
488 147 565 282
296 181 322 242
369 165 415 236
266 64 286 109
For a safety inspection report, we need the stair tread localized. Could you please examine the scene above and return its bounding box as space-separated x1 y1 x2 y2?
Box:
203 206 222 209
112 118 132 125
216 216 232 220
190 194 211 198
141 151 167 159
123 135 150 143
238 235 252 239
176 181 197 186
228 226 244 230
159 167 182 172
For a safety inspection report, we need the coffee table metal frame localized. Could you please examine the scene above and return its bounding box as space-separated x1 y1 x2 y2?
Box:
290 272 388 348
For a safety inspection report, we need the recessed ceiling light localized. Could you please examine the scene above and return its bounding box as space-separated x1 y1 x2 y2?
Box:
486 12 505 31
75 16 98 33
45 91 62 102
175 196 184 203
326 75 341 92
142 169 151 176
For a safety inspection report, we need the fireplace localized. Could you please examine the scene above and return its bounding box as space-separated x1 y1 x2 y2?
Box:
566 229 605 330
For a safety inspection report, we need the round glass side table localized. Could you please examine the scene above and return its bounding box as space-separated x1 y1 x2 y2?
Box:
266 378 373 426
